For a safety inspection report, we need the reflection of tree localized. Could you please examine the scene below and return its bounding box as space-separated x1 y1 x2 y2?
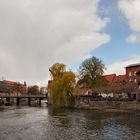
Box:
48 108 70 128
83 111 106 131
47 108 140 140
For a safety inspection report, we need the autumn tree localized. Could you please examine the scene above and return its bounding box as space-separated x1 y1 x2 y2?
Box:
78 56 108 94
48 63 76 108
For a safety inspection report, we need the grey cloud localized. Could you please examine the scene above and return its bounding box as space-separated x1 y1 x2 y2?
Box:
0 0 109 85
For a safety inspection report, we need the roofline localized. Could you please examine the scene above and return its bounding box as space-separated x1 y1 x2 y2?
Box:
126 63 140 68
103 73 116 76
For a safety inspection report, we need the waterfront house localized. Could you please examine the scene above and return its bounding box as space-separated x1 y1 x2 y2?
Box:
0 80 27 96
104 63 140 100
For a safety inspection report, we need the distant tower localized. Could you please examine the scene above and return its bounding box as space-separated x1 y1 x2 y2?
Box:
24 81 27 94
24 81 27 86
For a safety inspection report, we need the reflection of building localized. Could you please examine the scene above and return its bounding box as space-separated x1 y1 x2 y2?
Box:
105 63 140 99
0 80 27 95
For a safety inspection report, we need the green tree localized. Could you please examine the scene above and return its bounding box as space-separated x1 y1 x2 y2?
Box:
78 56 108 94
48 63 76 108
28 85 40 95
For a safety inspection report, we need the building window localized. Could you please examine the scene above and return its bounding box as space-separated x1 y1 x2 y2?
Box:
134 79 137 83
129 79 132 82
129 72 132 76
134 71 137 76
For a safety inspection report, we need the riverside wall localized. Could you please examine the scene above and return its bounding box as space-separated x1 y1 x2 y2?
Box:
74 96 140 111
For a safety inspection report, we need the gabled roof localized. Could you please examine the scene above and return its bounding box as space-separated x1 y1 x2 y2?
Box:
104 74 116 84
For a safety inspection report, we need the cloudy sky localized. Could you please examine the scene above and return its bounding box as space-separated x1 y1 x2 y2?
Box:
0 0 140 86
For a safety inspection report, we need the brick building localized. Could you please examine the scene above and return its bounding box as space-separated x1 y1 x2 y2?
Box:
105 63 140 99
136 71 140 99
0 80 27 95
104 74 116 87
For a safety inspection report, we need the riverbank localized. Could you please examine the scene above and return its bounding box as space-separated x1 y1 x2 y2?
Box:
74 96 140 112
1 96 140 113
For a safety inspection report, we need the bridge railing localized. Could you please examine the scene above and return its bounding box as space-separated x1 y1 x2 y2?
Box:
0 94 48 98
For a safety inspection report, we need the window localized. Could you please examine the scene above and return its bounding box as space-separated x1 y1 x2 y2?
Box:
129 72 132 76
129 79 132 82
134 71 137 76
134 79 137 83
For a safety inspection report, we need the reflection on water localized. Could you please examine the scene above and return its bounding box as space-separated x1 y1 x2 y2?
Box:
0 106 140 140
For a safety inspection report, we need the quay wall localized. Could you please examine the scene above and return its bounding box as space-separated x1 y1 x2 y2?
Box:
74 96 140 111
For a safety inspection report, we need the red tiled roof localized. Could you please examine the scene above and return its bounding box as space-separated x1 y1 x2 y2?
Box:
3 80 17 85
104 74 128 88
113 75 126 82
104 74 116 84
111 75 127 88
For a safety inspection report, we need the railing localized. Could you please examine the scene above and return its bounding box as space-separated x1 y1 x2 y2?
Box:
0 94 48 106
0 94 48 98
75 95 134 101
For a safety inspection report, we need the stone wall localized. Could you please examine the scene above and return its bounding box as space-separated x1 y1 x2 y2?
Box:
74 96 140 111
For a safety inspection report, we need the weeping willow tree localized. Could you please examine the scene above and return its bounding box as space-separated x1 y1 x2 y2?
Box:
48 63 76 108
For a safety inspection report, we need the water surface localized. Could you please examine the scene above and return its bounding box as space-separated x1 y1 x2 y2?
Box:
0 106 140 140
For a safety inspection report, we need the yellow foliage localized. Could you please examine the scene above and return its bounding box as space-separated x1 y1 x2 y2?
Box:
48 63 77 108
49 63 66 80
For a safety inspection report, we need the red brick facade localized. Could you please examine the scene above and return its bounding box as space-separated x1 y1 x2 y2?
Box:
0 80 27 95
126 64 140 92
136 71 140 99
105 63 140 99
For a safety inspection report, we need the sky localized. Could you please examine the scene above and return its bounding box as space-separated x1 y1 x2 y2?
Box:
0 0 140 86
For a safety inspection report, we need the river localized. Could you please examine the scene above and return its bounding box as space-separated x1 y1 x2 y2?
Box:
0 106 140 140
